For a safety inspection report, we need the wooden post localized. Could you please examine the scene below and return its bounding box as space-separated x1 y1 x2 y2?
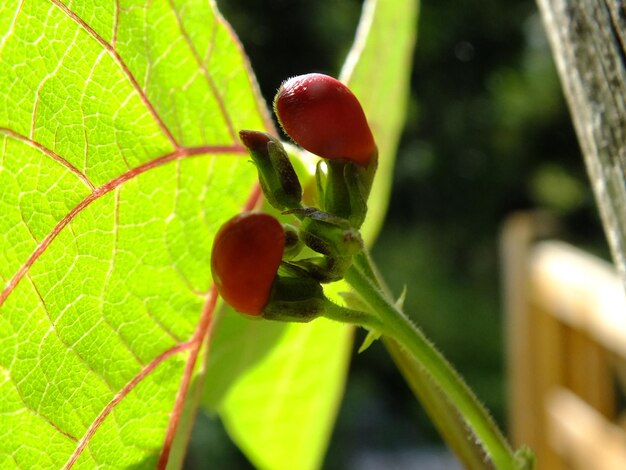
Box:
536 0 626 287
532 304 565 470
500 212 557 464
547 389 626 470
565 328 613 419
501 213 540 451
503 223 626 468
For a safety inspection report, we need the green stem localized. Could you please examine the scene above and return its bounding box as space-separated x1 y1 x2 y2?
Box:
383 337 491 470
345 252 517 470
322 298 382 331
347 250 490 468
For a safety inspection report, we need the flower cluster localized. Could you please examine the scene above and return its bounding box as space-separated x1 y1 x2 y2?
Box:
211 73 377 320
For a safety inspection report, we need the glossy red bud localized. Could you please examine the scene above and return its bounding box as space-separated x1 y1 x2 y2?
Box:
274 73 376 166
211 213 285 315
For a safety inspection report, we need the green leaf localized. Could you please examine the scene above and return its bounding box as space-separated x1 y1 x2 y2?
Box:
205 0 418 469
219 316 353 470
0 0 268 467
203 309 288 411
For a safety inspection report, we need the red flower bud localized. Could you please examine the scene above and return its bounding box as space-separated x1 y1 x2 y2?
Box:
211 213 285 315
274 73 376 166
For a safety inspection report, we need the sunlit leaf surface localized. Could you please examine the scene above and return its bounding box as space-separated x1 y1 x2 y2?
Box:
0 0 267 467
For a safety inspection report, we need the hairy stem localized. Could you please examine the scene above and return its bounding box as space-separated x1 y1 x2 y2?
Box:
344 251 519 469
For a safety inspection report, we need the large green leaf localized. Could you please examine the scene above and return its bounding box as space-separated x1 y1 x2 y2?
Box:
0 0 268 467
207 0 419 469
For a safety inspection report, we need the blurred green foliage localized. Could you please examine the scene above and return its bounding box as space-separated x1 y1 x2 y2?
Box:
186 0 608 468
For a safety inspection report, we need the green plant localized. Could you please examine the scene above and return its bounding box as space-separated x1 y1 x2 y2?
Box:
232 71 533 469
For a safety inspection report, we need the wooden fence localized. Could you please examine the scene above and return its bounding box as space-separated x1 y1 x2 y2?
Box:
502 212 626 470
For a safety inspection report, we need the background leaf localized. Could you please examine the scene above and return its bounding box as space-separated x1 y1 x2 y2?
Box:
340 0 419 242
0 0 268 467
217 315 353 470
204 0 419 468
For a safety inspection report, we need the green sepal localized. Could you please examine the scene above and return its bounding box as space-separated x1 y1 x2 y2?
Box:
291 256 354 283
262 267 326 322
282 223 304 260
239 130 303 211
317 153 378 228
268 140 303 208
344 163 368 228
315 160 326 206
321 159 352 221
299 215 363 259
357 149 378 199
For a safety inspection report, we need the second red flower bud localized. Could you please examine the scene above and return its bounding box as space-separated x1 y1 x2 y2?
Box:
211 212 285 316
211 212 327 321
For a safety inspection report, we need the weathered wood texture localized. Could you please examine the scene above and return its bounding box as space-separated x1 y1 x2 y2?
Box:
536 0 626 287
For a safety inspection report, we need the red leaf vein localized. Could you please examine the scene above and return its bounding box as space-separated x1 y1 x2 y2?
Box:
0 128 95 191
61 339 195 470
167 0 237 142
0 144 245 308
156 183 263 469
8 364 79 443
50 0 180 150
27 274 118 394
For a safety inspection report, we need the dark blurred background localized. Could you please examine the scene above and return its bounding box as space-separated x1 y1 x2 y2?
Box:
185 0 609 468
